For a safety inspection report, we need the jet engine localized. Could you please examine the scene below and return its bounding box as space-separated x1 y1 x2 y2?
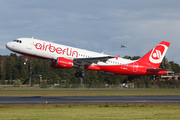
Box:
50 57 73 68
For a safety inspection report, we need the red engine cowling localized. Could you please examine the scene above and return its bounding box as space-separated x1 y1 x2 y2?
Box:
50 61 62 68
50 57 73 68
56 57 73 68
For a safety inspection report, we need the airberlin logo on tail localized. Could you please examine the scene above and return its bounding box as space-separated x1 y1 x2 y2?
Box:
149 44 168 63
152 50 162 59
35 42 78 57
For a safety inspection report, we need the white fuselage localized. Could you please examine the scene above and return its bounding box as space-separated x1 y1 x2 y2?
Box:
6 38 134 66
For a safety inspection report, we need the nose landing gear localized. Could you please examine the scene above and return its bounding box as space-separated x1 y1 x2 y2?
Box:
24 56 29 65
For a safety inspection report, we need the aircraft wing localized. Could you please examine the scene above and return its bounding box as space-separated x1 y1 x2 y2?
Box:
73 56 114 66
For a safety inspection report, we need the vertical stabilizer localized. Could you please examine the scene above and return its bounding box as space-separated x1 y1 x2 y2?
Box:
137 41 170 68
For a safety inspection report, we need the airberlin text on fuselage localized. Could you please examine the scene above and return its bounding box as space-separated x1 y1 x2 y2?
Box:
35 42 78 57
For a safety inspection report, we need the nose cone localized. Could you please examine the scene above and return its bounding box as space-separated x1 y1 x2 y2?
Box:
5 42 13 50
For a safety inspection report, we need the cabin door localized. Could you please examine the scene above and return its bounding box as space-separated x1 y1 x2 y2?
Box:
26 38 33 50
133 63 138 72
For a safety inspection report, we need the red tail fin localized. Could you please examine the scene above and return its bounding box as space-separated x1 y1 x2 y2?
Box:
137 41 170 68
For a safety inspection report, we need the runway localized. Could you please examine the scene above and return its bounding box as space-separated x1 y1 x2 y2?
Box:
0 95 180 103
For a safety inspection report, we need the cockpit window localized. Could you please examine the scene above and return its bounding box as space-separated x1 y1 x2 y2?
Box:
13 40 22 43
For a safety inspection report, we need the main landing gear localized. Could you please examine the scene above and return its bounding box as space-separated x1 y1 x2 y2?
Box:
75 66 85 78
75 71 85 78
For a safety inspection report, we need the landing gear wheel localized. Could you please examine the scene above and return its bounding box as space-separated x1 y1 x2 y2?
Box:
24 56 29 65
75 72 85 78
75 72 81 77
81 71 85 78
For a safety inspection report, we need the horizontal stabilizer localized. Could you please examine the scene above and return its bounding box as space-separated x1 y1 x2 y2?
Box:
147 69 169 71
147 69 174 74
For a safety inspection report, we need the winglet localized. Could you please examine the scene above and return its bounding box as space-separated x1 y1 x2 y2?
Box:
114 55 120 60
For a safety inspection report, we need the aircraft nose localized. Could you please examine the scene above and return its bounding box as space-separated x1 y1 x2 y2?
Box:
5 42 13 50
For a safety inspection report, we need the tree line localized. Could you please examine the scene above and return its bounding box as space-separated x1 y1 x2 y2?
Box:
0 53 179 85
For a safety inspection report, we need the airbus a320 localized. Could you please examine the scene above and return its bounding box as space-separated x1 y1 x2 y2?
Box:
6 38 170 78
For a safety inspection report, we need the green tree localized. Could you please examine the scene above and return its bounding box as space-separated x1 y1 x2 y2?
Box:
169 61 180 73
160 56 172 70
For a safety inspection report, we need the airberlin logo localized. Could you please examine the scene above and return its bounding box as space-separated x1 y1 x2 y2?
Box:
35 42 78 57
149 44 167 63
152 50 162 59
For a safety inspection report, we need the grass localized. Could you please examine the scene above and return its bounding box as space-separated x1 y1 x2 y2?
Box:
0 103 180 120
0 87 180 97
0 88 180 119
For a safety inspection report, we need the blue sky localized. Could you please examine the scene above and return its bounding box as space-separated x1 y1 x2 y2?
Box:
1 0 180 64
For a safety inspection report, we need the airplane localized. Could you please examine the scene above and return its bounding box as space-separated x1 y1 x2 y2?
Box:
119 44 127 48
6 38 170 78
